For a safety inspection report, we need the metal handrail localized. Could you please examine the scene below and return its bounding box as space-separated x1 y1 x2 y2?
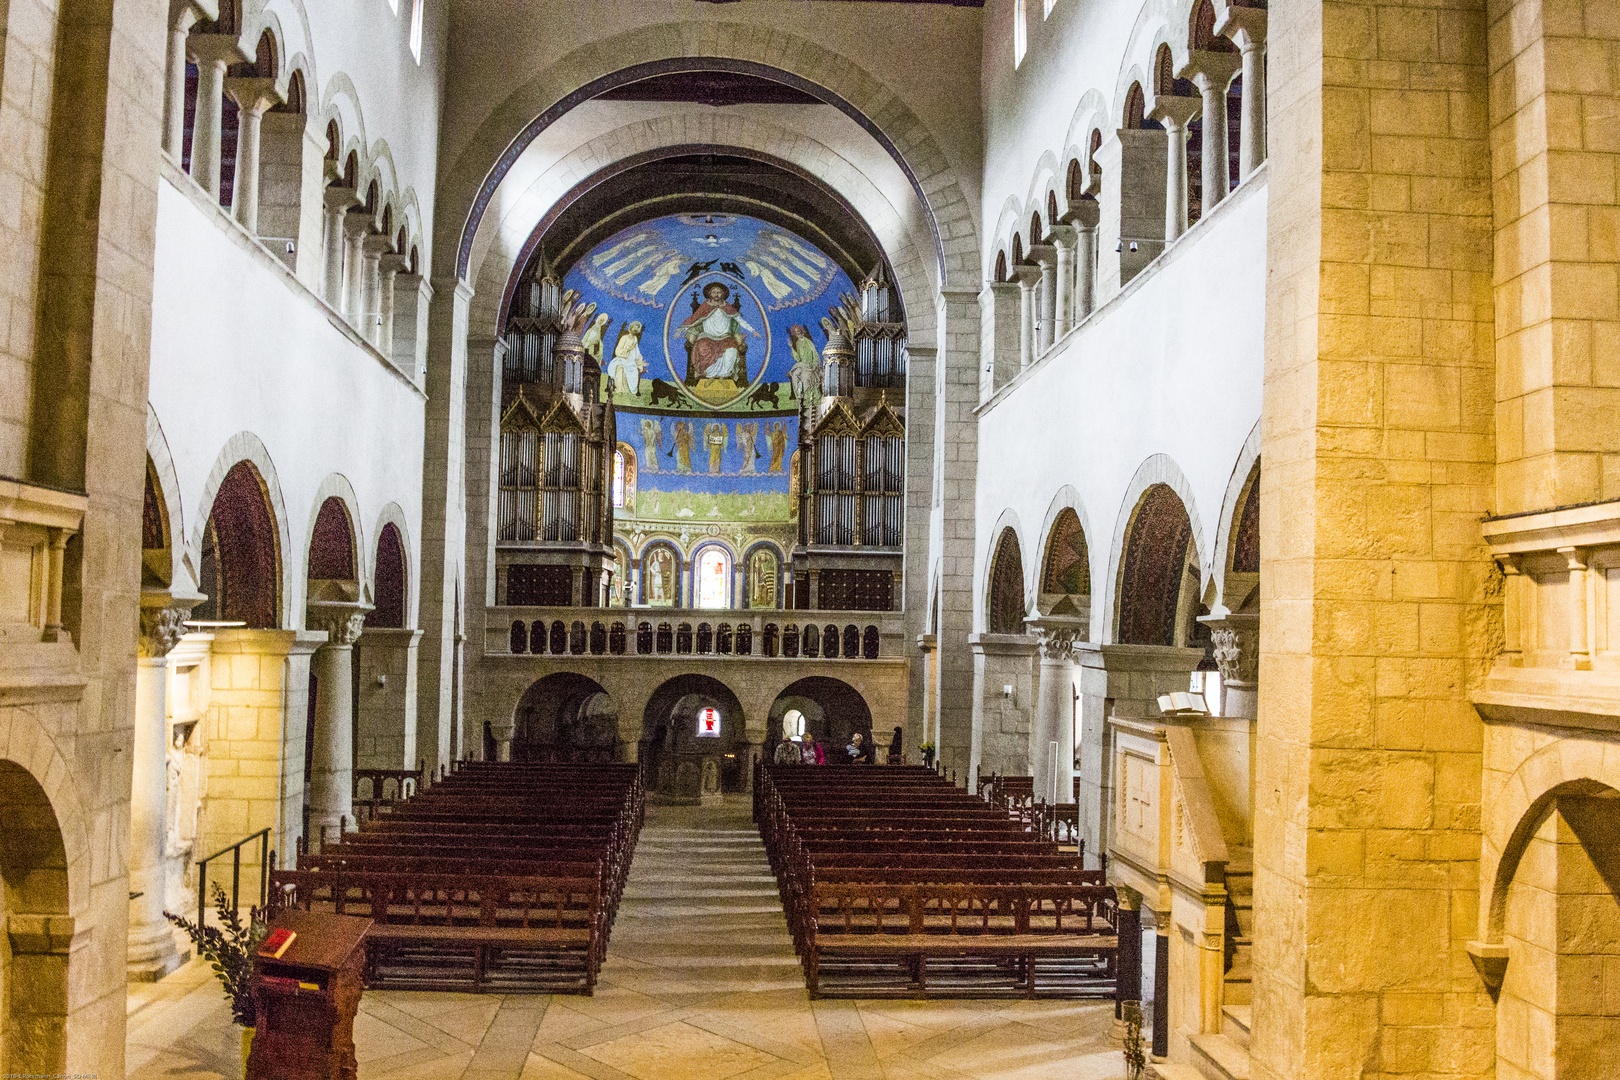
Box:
196 827 272 928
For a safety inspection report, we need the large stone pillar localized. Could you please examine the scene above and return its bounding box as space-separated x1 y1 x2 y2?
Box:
223 76 282 234
969 633 1037 785
306 602 370 847
257 114 328 287
354 627 423 770
1150 95 1202 242
1186 52 1242 215
1217 7 1267 182
127 597 193 980
1250 0 1495 1073
163 1 207 158
392 272 433 382
1096 129 1168 295
186 35 247 202
321 186 357 309
1026 615 1084 805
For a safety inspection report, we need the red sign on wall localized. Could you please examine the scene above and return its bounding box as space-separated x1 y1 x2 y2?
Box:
697 706 721 738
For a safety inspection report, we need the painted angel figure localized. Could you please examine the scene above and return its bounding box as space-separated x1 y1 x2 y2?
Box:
608 321 647 396
673 421 694 474
767 422 789 473
678 282 759 384
640 416 662 473
580 312 612 362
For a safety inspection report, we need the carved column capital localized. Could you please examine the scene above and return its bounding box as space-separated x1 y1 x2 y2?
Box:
307 601 372 647
1025 614 1086 661
1201 610 1260 683
139 607 190 659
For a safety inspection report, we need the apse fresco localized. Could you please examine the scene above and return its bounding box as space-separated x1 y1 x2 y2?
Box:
566 213 848 551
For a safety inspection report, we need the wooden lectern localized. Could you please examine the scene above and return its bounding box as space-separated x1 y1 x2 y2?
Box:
247 909 372 1080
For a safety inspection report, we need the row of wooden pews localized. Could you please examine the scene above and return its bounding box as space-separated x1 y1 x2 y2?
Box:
270 761 644 994
755 763 1132 1000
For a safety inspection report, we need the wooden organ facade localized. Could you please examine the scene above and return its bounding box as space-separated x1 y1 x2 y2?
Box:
496 270 616 607
792 272 907 612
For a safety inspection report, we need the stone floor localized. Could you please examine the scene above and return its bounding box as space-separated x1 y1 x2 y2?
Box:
127 799 1128 1080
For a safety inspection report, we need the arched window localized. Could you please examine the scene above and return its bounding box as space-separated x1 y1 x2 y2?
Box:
783 709 806 739
1013 0 1028 67
696 547 730 609
1125 83 1146 129
995 250 1008 281
410 0 424 62
366 522 407 628
612 450 625 509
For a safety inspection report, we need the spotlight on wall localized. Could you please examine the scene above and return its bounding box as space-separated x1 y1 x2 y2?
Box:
1115 240 1123 252
1129 241 1139 252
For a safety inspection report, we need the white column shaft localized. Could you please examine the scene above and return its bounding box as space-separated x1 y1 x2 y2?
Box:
361 252 383 345
322 205 347 308
1038 262 1056 352
1076 226 1098 319
190 59 227 200
1033 653 1076 805
309 643 356 844
163 26 191 158
1240 43 1266 180
1201 77 1230 211
232 107 264 233
343 227 366 324
128 658 177 972
1018 281 1035 369
1054 242 1073 339
1166 121 1189 240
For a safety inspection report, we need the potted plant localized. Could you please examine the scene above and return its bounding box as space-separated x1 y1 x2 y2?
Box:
1121 999 1147 1080
919 742 936 769
166 883 269 1068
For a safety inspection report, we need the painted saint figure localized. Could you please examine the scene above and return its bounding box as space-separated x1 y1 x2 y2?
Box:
580 312 611 362
787 324 822 407
608 322 647 397
736 422 759 475
678 282 759 385
767 422 789 473
639 416 662 473
672 421 694 474
705 421 729 475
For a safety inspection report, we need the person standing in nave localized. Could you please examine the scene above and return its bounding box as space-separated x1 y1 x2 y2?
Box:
774 736 800 765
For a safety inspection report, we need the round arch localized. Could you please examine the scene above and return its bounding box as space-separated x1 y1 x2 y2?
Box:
1209 419 1262 612
145 405 188 591
510 673 621 763
640 674 750 798
639 540 683 606
194 460 282 628
742 541 786 610
191 432 293 626
986 524 1029 636
1101 454 1207 645
691 541 735 610
305 489 360 590
766 675 874 756
443 31 981 289
1114 482 1199 647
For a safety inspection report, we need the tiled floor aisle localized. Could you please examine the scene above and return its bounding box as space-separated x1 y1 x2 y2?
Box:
127 799 1127 1080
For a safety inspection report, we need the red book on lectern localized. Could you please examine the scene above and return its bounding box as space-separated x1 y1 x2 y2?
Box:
257 927 296 959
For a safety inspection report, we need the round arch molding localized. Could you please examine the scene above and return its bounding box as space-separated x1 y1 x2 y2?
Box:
440 26 980 289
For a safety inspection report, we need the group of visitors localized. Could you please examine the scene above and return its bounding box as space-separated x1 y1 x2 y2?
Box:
773 726 905 766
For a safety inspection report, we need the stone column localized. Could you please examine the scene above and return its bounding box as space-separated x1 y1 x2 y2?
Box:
1069 198 1101 321
1049 225 1076 340
917 633 938 754
1150 95 1202 241
1204 608 1259 720
1028 244 1058 353
360 234 391 346
306 601 370 848
127 597 194 980
378 255 406 362
186 35 247 202
321 186 357 309
1217 7 1267 181
222 76 283 234
969 632 1038 786
342 212 371 327
979 279 1022 401
1097 129 1169 294
163 1 206 158
1186 52 1242 214
1025 614 1084 805
1561 546 1590 668
1012 266 1042 370
393 273 433 382
258 114 328 286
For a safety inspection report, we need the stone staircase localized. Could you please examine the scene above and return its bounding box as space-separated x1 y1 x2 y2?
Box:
1149 847 1254 1080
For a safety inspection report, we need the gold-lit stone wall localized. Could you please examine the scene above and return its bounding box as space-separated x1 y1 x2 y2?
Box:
1254 0 1499 1074
1489 0 1620 512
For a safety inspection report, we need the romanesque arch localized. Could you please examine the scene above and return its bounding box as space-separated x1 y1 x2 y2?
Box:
1039 506 1092 612
1115 483 1198 647
0 759 74 1073
193 460 281 628
511 673 620 762
767 676 875 752
987 526 1028 635
640 674 749 797
366 522 408 629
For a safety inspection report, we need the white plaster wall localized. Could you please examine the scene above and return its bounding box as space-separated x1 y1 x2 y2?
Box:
979 0 1176 273
256 0 447 259
147 177 426 624
973 175 1267 641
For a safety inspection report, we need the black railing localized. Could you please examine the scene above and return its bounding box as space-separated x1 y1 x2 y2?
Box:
196 827 272 928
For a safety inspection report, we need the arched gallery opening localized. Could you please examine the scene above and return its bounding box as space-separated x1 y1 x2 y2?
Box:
0 760 71 1073
192 460 280 627
766 676 874 759
1116 483 1198 647
639 675 748 801
512 673 621 763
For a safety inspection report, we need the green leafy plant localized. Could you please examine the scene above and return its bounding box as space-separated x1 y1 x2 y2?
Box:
918 741 935 752
1122 999 1147 1080
165 883 269 1026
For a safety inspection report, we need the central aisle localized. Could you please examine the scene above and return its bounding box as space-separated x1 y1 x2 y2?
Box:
128 799 1128 1080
